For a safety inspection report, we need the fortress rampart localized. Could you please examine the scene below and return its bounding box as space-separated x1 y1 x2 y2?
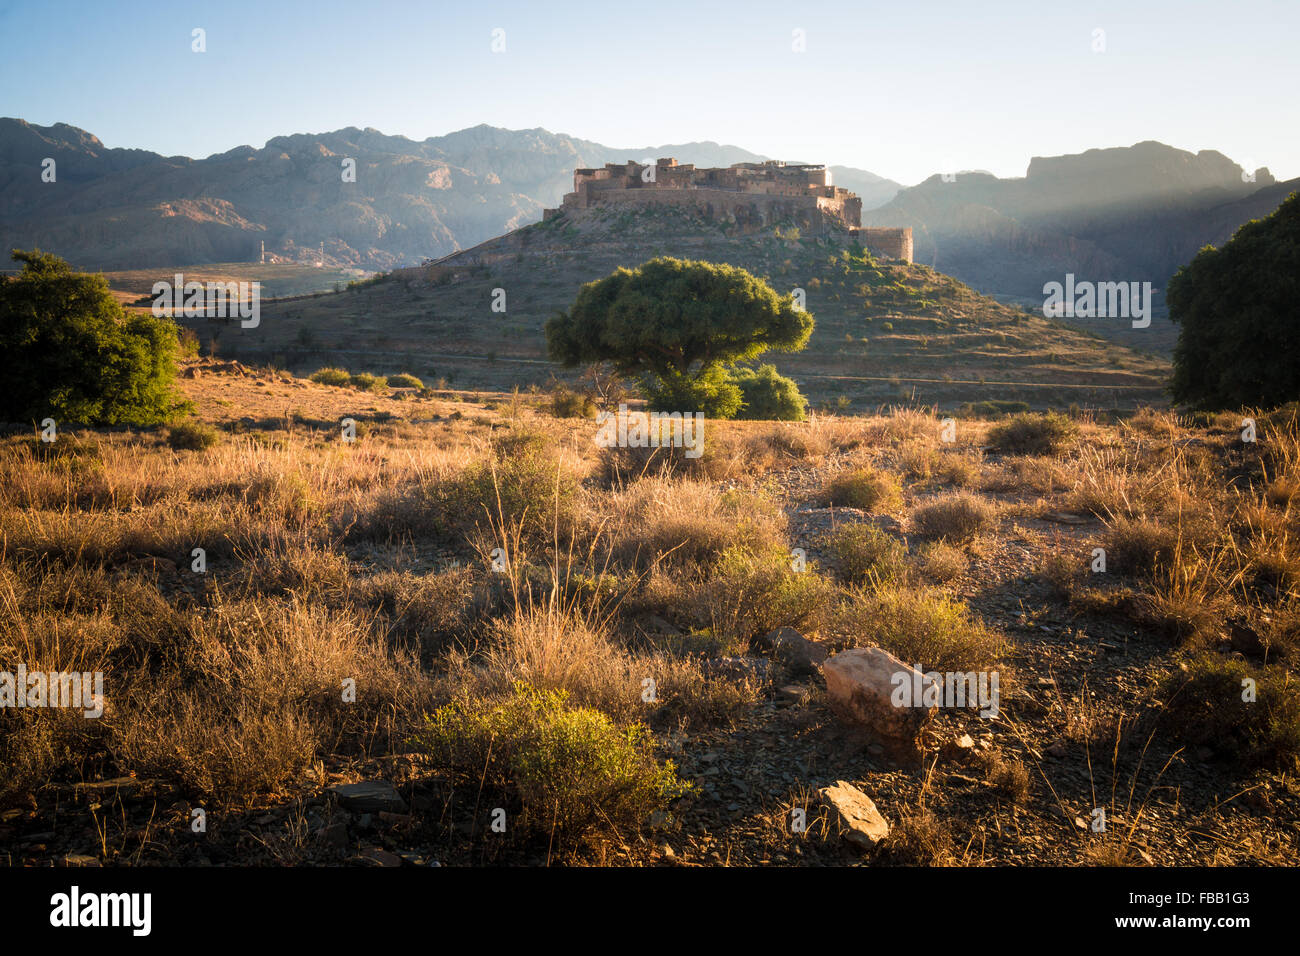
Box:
545 158 911 262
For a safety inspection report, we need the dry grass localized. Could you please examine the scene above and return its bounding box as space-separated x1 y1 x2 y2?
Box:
5 375 1300 865
910 493 997 542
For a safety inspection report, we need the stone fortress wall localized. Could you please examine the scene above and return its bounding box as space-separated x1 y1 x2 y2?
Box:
546 158 912 262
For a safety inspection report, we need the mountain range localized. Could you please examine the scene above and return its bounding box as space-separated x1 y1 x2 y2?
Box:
0 118 901 272
862 141 1293 311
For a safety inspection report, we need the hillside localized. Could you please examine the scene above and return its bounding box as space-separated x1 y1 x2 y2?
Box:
182 203 1170 411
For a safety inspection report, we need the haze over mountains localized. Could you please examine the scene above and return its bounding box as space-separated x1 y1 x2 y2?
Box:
1 117 1293 320
863 141 1292 308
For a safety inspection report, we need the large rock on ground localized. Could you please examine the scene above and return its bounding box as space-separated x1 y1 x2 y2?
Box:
329 781 407 814
817 780 890 850
821 646 937 760
757 627 828 674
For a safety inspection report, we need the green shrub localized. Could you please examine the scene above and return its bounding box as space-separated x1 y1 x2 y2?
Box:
414 683 690 846
349 372 387 393
820 465 903 511
829 584 1006 673
438 430 579 541
1160 654 1300 769
693 547 834 647
731 364 807 421
819 522 907 584
0 250 184 425
986 412 1077 456
166 420 220 451
551 384 596 418
386 372 424 389
309 367 351 387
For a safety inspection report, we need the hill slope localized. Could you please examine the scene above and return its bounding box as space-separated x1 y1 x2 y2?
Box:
185 203 1169 411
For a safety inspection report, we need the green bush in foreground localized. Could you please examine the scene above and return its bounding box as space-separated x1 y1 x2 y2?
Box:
819 522 907 584
415 683 690 845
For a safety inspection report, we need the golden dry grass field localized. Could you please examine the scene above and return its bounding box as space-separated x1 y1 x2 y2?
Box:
2 364 1297 866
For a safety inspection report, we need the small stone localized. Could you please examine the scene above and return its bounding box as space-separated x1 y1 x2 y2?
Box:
817 780 890 850
943 733 977 760
329 781 407 814
59 854 101 867
316 821 349 850
1042 512 1089 526
358 848 402 867
1228 619 1267 658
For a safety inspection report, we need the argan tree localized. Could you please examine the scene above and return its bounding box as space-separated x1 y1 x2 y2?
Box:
545 256 813 417
0 249 185 425
1168 191 1300 410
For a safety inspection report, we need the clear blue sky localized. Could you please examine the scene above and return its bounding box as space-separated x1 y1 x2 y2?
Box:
1 0 1295 185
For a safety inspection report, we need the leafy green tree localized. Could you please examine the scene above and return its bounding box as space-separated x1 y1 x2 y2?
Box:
0 249 184 425
1168 191 1300 410
546 257 813 415
731 363 808 421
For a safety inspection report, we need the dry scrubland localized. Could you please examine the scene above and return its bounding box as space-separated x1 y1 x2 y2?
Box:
2 365 1298 866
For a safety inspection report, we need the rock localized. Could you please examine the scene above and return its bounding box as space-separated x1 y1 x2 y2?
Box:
702 656 770 684
1228 619 1267 657
72 777 146 800
942 733 977 760
643 615 680 636
316 821 348 850
758 627 828 674
817 781 890 850
1041 512 1089 526
358 848 403 867
329 781 407 814
59 854 101 867
821 646 937 760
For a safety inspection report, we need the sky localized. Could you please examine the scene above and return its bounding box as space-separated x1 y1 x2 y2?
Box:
1 0 1296 186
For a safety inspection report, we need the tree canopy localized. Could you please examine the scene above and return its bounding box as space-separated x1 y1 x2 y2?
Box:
0 249 184 425
1168 191 1300 410
546 256 812 396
